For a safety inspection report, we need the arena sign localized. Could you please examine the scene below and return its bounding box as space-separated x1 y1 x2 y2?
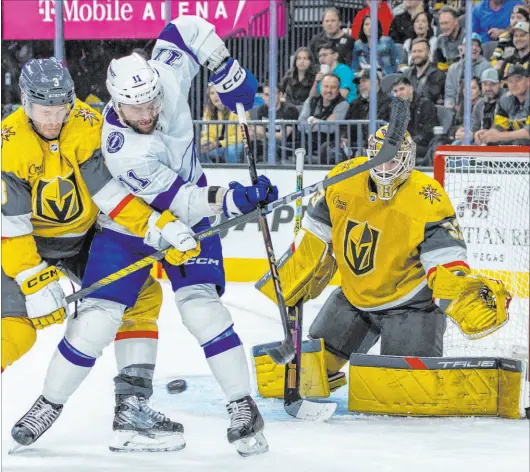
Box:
1 0 284 40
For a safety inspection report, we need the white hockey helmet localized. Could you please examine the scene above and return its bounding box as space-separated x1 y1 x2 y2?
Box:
106 53 163 114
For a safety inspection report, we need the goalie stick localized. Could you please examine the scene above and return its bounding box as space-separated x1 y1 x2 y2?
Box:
283 149 337 421
236 102 294 366
67 98 410 310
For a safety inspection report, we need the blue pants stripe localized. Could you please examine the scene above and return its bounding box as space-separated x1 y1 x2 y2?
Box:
201 325 242 359
58 338 96 367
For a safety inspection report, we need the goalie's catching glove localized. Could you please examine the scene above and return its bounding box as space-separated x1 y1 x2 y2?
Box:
15 262 69 329
431 265 512 339
144 211 201 266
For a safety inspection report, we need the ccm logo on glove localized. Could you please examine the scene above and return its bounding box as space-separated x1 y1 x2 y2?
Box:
26 267 59 288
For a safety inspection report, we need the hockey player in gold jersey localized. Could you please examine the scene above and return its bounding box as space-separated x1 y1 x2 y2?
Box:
254 125 512 407
2 58 200 445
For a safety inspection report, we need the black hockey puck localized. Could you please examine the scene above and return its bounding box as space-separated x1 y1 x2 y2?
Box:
166 379 188 394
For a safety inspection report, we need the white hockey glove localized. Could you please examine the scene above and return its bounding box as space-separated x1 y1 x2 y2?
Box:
15 262 70 329
144 210 201 266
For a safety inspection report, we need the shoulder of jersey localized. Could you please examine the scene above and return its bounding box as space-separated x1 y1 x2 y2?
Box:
1 108 41 174
405 169 454 220
327 156 369 179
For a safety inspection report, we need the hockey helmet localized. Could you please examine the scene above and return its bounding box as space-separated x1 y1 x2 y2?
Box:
367 125 416 200
106 53 164 120
19 57 76 124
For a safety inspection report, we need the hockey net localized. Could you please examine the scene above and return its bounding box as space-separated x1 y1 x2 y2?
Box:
434 146 530 363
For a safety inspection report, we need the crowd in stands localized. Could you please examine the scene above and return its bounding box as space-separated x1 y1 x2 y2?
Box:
2 0 529 166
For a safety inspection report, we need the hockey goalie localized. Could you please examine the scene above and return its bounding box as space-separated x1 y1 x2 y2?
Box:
253 125 528 419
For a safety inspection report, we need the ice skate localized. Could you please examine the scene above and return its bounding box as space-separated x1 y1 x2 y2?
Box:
109 395 185 452
10 395 63 453
226 396 269 457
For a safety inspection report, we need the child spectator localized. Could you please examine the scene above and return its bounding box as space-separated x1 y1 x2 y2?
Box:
280 47 317 108
309 8 356 66
352 16 401 75
403 11 437 65
200 84 245 163
351 0 393 40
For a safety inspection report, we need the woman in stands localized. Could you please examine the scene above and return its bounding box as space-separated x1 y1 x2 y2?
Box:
403 11 437 66
451 76 482 144
280 47 317 108
352 16 400 76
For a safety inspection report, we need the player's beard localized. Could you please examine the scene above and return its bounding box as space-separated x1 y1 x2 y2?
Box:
126 114 160 135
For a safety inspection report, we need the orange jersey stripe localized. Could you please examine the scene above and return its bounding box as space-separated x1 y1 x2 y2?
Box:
109 194 135 220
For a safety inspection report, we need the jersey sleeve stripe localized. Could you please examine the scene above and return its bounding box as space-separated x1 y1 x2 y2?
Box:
151 175 186 212
158 23 199 64
109 194 135 219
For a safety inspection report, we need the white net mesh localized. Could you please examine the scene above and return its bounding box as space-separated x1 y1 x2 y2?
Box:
434 147 530 362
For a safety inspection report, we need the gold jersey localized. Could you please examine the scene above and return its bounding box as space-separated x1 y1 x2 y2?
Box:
306 157 469 311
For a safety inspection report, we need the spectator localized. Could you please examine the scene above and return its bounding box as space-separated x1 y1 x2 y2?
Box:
472 68 505 142
491 5 529 66
451 77 483 143
280 47 317 108
250 84 300 162
403 11 438 65
475 64 530 144
351 0 394 40
352 16 401 76
309 8 356 66
70 41 111 103
389 0 425 44
391 76 437 162
444 34 491 109
499 22 530 79
472 0 524 43
342 68 392 154
404 38 446 104
434 6 465 71
313 43 356 103
200 84 244 163
300 74 349 159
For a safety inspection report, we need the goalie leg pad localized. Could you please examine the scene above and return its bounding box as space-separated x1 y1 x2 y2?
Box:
348 354 527 419
308 287 380 359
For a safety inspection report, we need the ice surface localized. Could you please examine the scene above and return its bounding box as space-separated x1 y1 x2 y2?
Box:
2 282 528 472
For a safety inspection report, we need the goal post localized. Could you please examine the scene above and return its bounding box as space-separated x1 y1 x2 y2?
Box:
433 145 530 364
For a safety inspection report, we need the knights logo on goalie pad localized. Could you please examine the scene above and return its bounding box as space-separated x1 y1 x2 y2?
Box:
343 219 380 276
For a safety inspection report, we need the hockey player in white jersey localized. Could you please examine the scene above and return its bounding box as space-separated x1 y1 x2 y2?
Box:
12 16 275 457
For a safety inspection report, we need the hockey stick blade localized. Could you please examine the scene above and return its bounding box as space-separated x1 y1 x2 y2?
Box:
285 399 337 421
266 339 296 365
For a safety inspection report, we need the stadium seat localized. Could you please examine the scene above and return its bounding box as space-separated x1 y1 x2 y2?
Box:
482 41 498 61
435 105 454 134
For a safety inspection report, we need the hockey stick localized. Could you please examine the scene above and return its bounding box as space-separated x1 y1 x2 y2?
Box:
283 150 337 420
236 102 294 365
67 98 409 307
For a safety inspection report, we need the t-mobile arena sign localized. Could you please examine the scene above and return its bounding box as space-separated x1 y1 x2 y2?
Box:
1 0 284 40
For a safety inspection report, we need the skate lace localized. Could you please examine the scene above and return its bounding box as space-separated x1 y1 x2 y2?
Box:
17 398 61 439
227 400 252 430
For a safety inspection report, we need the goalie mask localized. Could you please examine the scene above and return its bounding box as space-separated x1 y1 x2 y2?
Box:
367 125 416 200
106 53 164 134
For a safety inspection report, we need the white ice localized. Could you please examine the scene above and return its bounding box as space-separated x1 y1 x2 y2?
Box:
2 282 529 472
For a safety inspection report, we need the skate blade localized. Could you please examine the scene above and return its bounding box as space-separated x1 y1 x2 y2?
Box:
109 430 186 453
235 431 269 457
285 399 337 421
9 441 26 454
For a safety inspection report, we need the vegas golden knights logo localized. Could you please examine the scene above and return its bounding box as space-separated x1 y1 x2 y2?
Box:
344 219 380 276
35 172 83 223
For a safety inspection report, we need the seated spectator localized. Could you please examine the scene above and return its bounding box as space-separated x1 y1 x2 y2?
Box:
200 84 244 164
342 68 392 154
389 0 425 44
471 68 505 142
475 64 530 144
249 84 300 162
309 8 356 66
391 76 437 162
499 22 530 79
352 16 400 76
472 0 524 43
451 77 483 142
491 5 529 66
299 74 349 160
444 34 491 109
403 11 438 65
434 6 465 71
280 47 317 108
351 0 393 40
404 38 446 104
313 43 356 103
